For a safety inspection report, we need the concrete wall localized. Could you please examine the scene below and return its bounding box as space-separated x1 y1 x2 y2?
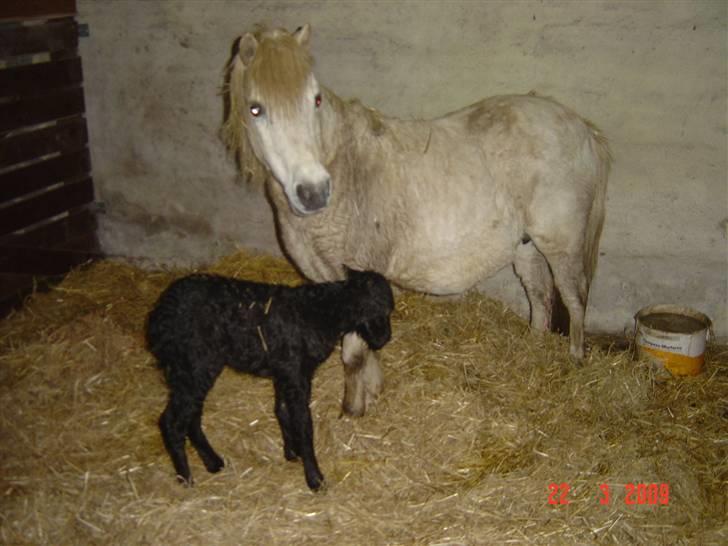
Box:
78 1 727 339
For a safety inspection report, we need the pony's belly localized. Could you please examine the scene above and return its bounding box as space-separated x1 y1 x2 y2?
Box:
384 214 518 294
387 250 511 295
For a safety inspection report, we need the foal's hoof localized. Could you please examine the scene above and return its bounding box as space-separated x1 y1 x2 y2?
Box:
283 440 300 461
176 474 194 487
204 457 224 474
284 443 300 461
306 473 326 492
199 452 224 473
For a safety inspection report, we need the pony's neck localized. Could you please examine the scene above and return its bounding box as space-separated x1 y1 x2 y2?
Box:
321 89 385 179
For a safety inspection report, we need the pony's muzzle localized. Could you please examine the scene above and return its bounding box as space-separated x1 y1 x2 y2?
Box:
295 178 331 214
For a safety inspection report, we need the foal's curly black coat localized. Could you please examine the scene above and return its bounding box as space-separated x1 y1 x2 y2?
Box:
147 269 394 490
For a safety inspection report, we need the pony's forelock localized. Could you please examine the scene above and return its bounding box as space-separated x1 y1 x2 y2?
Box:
248 28 314 114
221 26 315 186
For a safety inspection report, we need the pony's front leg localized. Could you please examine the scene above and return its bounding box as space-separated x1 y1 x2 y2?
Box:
341 332 383 417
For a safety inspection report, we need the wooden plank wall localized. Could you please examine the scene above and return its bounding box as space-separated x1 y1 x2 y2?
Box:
0 0 101 317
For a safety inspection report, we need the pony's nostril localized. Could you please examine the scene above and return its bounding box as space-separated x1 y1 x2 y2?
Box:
296 182 330 212
296 184 311 203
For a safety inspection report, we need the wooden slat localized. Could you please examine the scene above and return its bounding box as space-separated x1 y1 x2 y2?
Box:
0 207 98 250
0 149 90 202
0 17 77 58
0 87 85 133
0 274 43 318
0 208 100 311
0 117 87 168
0 177 94 235
0 272 76 319
0 0 76 22
0 246 99 275
0 57 82 97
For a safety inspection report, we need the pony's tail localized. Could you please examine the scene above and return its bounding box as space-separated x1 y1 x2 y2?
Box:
583 120 612 292
220 49 268 186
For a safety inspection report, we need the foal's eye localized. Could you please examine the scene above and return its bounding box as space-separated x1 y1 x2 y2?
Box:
249 103 264 117
315 93 322 108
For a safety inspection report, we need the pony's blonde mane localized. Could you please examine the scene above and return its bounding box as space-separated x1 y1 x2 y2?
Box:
222 27 314 186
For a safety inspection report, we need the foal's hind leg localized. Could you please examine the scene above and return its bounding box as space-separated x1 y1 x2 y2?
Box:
341 332 383 417
274 382 299 461
159 391 196 484
513 241 554 331
188 405 224 473
541 251 589 360
160 361 222 483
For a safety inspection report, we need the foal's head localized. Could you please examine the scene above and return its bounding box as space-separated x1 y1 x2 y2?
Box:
226 24 331 216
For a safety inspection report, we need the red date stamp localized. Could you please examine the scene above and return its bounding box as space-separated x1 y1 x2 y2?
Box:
548 482 670 506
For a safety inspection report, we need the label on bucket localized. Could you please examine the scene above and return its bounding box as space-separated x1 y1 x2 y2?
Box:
636 330 705 358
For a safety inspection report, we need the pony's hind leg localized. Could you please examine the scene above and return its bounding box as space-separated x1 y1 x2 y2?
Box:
341 332 383 417
542 251 589 360
513 240 554 331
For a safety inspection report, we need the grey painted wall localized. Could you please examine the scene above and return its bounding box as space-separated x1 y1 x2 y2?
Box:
78 0 727 339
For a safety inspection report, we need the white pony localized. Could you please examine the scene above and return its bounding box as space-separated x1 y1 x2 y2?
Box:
223 25 611 417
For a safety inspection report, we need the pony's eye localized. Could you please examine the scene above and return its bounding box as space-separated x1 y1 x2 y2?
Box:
249 103 264 117
315 93 322 108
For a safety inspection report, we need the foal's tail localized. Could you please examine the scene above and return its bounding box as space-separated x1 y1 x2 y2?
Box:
583 120 612 292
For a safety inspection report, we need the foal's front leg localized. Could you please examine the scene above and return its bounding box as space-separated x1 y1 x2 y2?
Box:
341 332 383 417
276 373 324 490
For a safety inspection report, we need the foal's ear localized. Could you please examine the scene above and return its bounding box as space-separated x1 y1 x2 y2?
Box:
293 23 311 47
238 32 258 67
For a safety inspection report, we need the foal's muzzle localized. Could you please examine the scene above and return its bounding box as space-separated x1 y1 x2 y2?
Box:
295 178 331 214
356 316 392 351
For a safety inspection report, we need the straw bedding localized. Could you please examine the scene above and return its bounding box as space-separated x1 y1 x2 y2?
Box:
1 251 726 544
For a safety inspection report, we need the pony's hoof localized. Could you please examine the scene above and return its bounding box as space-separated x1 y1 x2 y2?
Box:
362 363 384 400
569 345 588 367
340 401 366 418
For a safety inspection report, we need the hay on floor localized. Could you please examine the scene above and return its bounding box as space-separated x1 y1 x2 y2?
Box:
0 250 726 544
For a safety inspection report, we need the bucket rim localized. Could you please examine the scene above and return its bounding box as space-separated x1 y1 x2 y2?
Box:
634 304 712 333
634 303 713 328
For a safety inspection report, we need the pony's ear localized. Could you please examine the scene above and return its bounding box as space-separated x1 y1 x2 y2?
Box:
293 24 311 47
238 32 258 67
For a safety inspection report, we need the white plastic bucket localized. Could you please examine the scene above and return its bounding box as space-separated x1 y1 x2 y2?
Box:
635 305 711 376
